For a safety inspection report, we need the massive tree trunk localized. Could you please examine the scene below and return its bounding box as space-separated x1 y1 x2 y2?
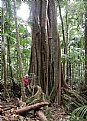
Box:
29 0 61 103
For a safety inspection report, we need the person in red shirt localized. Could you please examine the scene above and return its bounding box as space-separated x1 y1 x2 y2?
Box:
24 75 28 87
23 75 29 96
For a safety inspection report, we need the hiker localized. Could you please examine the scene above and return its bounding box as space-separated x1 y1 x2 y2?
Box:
24 75 28 87
23 75 31 96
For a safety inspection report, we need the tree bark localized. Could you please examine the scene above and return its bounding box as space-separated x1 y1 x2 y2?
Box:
49 0 59 102
29 0 61 103
15 102 49 114
1 0 7 97
58 0 66 81
57 33 61 104
84 1 87 85
6 0 14 82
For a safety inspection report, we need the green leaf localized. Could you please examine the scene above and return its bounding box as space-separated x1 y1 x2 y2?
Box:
19 25 25 33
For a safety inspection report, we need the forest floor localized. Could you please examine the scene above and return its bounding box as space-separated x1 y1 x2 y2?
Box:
0 98 70 121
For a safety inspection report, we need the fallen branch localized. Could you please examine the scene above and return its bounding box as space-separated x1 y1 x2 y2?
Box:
15 102 49 114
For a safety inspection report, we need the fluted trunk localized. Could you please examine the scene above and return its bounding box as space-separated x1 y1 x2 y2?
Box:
29 0 62 104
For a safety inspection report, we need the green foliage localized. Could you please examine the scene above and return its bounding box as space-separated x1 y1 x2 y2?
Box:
71 105 87 120
2 0 32 80
19 25 25 33
58 0 85 85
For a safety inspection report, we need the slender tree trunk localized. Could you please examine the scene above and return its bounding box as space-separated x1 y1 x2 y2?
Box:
65 4 69 82
7 35 14 82
6 0 14 82
13 0 25 100
1 0 7 96
85 2 87 85
58 0 66 81
57 33 61 104
1 53 3 80
68 46 71 86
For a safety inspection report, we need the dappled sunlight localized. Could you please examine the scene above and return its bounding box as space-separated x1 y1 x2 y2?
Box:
17 2 30 21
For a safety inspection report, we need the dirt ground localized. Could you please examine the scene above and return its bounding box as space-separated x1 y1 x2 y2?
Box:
0 98 70 121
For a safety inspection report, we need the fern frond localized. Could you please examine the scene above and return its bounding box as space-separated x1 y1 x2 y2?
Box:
71 105 87 119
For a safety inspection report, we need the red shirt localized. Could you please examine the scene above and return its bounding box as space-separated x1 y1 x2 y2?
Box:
24 77 28 87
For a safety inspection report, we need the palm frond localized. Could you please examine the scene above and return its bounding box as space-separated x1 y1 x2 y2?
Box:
71 105 87 119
